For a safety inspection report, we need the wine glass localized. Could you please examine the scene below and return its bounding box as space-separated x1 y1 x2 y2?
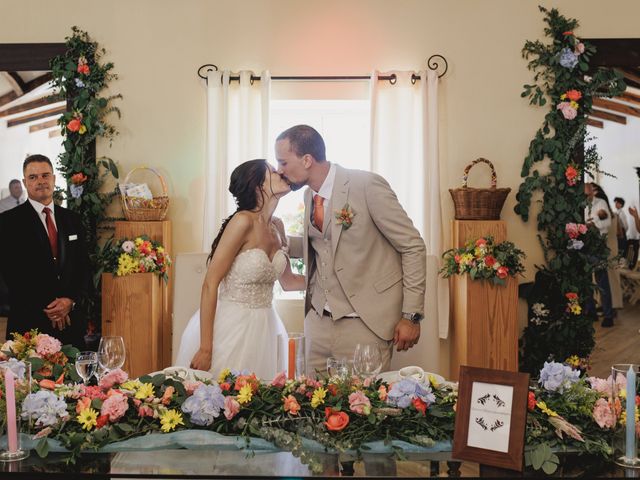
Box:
75 351 98 385
326 357 349 379
353 343 383 378
97 336 126 373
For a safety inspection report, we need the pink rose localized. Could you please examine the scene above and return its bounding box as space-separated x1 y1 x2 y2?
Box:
588 376 612 396
575 42 585 54
592 398 616 429
184 381 204 395
99 368 128 390
35 334 62 356
557 101 577 120
578 224 587 235
496 266 509 279
270 371 287 388
565 223 579 239
138 404 154 417
283 395 301 415
224 396 240 420
100 393 129 422
348 391 372 415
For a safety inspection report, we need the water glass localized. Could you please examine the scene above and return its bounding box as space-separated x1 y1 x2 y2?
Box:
75 351 98 385
353 343 383 378
327 357 349 379
98 336 126 372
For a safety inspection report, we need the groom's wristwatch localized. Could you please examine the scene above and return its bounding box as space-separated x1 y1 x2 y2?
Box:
402 312 423 324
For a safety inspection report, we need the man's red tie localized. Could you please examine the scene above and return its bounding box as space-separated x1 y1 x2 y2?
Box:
42 207 58 260
313 194 324 231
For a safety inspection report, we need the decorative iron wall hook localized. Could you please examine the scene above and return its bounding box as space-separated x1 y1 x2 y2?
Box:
426 54 448 78
197 64 219 82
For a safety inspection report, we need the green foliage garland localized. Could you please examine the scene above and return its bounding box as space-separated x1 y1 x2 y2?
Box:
515 7 625 374
50 27 122 331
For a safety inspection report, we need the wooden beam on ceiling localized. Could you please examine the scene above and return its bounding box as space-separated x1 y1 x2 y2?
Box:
592 97 640 118
0 95 62 118
589 108 627 124
618 91 640 106
29 118 59 133
48 129 61 138
1 72 24 96
586 118 604 129
24 72 52 91
6 104 65 128
0 91 18 108
616 68 640 87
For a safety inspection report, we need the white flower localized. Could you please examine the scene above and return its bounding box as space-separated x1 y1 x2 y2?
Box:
532 303 549 317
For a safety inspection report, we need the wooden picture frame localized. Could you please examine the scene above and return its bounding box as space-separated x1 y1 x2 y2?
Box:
452 366 530 472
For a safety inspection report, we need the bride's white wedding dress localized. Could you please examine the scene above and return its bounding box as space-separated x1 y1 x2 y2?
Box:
175 248 289 380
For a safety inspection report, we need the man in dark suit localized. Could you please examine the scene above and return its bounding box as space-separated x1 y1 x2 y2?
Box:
0 154 89 347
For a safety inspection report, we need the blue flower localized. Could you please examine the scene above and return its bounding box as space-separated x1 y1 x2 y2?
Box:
1 359 27 380
559 48 579 69
386 378 436 408
181 383 225 426
567 239 584 250
538 361 580 393
70 184 84 198
21 390 69 427
74 78 85 88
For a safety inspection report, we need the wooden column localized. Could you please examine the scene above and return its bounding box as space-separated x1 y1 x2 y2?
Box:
102 273 162 378
449 220 518 380
114 220 173 369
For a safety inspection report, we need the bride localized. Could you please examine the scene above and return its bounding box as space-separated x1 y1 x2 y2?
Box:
175 159 305 378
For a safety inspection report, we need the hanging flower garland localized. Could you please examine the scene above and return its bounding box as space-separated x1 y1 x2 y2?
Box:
50 27 122 329
514 7 625 374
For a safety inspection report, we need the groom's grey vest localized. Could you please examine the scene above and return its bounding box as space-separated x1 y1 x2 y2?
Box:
308 220 355 320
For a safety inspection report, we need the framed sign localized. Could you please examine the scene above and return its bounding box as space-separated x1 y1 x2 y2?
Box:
452 366 530 471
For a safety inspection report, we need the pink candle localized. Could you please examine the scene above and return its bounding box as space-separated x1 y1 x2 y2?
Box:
4 369 17 453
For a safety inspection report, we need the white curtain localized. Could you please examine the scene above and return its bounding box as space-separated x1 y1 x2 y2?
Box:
202 70 271 251
370 70 449 374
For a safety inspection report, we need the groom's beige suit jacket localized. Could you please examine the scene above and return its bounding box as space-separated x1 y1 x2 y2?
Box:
289 164 426 341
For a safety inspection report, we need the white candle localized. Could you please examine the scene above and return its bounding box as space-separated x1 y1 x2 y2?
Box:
4 368 18 453
626 365 636 461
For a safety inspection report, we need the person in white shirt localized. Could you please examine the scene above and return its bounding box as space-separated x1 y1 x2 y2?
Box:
0 179 25 214
584 183 615 327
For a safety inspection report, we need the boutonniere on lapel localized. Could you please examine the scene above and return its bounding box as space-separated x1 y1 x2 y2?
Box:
334 203 355 230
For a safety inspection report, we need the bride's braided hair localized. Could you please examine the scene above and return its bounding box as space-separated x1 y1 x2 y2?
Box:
207 159 268 263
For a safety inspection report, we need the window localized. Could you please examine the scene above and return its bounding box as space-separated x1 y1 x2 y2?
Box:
269 99 370 298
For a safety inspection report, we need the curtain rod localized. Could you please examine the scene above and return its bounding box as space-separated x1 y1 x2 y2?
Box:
197 54 448 84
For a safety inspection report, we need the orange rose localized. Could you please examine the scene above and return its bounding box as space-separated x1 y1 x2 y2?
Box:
39 379 56 390
528 391 536 412
562 31 574 36
496 266 509 279
412 398 427 416
77 64 90 75
67 118 81 132
565 292 578 300
484 255 496 267
327 384 338 396
220 382 231 391
475 238 487 247
96 414 109 429
283 395 301 415
565 90 582 102
71 172 88 185
324 408 349 432
76 396 91 414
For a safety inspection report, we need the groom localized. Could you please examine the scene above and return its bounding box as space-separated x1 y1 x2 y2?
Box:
276 125 426 374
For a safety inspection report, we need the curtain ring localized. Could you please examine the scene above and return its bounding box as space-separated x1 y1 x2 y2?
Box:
197 64 219 80
389 73 397 85
250 75 255 86
411 73 418 85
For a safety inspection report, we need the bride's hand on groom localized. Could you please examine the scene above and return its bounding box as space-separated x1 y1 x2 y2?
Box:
190 348 212 371
393 319 420 352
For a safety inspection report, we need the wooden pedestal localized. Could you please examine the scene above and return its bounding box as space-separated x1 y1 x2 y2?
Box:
114 221 172 368
102 273 162 378
449 220 518 380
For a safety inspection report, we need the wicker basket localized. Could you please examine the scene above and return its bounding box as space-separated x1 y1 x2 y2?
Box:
119 167 169 221
449 158 510 220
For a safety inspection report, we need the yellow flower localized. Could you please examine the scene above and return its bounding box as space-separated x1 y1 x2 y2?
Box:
570 100 579 110
117 253 138 276
135 237 144 246
311 387 327 408
429 374 440 389
157 246 165 254
218 368 231 384
460 253 474 266
78 125 87 135
569 304 582 315
536 401 558 417
237 385 253 405
135 383 155 400
121 379 142 391
565 355 580 367
160 409 184 433
77 407 98 430
560 93 567 100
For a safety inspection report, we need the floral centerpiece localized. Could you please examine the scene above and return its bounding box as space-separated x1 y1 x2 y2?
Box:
440 236 525 285
100 236 171 283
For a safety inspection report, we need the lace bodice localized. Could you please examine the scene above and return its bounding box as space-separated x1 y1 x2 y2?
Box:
218 248 287 308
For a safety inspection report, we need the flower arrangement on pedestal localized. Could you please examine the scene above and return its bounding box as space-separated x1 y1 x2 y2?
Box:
514 7 625 374
440 236 526 286
100 236 172 283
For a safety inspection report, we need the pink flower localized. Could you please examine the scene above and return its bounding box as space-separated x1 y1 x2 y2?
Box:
475 238 487 247
100 393 129 422
224 396 240 420
283 395 301 415
557 101 578 120
35 334 62 356
99 368 128 390
121 241 135 253
270 371 287 388
33 427 52 439
592 398 616 429
76 396 91 414
565 223 579 239
496 266 509 279
348 391 372 415
588 376 612 396
363 376 373 388
578 224 587 235
183 381 204 395
138 404 154 417
575 42 585 54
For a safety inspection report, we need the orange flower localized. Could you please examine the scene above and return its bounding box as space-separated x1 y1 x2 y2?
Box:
77 64 90 75
67 118 81 132
484 255 496 267
412 398 427 416
528 391 536 412
565 90 582 102
283 395 301 415
327 384 338 396
565 292 578 301
76 397 91 414
563 31 574 36
496 266 509 279
161 386 175 406
234 374 259 393
324 408 349 432
39 379 56 390
96 414 109 429
71 172 88 185
378 385 388 401
219 382 231 392
475 238 487 247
